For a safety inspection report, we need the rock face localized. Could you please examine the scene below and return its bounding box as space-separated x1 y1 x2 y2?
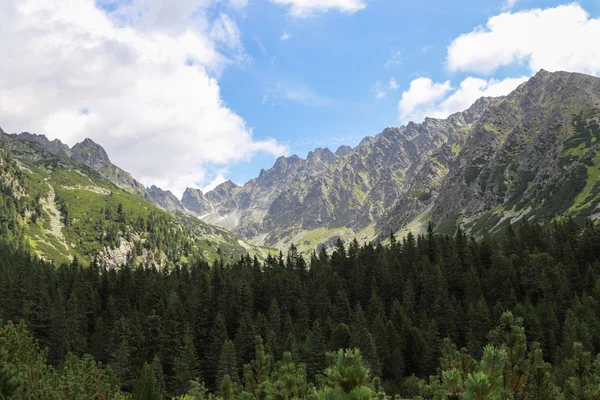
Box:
428 70 600 233
335 145 353 156
147 185 185 211
181 188 213 215
188 70 600 252
16 134 149 200
71 138 112 170
18 132 71 156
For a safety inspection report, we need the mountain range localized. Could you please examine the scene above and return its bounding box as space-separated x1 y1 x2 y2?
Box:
4 69 600 259
181 69 600 253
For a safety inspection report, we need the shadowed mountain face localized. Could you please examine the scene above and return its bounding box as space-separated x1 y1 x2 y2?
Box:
186 70 600 252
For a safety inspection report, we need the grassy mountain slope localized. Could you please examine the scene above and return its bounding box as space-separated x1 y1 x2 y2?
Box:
0 132 271 266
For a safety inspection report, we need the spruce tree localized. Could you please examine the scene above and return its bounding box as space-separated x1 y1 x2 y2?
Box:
132 362 162 400
217 339 238 389
171 328 200 395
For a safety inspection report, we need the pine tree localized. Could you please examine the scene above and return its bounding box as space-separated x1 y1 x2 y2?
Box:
303 320 326 381
315 349 373 400
350 304 381 377
132 362 162 400
217 339 238 389
171 328 201 395
564 342 600 400
206 313 229 387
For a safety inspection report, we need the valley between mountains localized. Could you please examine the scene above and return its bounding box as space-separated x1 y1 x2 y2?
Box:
3 70 600 263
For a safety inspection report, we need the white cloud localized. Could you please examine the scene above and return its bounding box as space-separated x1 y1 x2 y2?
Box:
280 32 292 41
502 0 518 11
398 76 527 123
269 0 366 17
389 78 399 90
398 78 452 122
375 89 386 100
0 0 287 197
265 82 336 107
229 0 248 9
447 3 600 76
372 81 387 101
384 50 402 67
210 13 242 50
202 171 229 192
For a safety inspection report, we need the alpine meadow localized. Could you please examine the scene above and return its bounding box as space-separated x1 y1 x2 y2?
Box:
1 0 600 399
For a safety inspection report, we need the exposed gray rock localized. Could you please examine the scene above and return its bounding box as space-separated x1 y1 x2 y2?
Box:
181 187 213 215
198 70 600 250
18 132 71 157
71 138 112 170
335 145 352 156
147 185 185 211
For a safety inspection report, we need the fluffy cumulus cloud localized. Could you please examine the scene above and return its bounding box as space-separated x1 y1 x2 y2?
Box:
447 3 600 76
398 76 527 123
268 0 366 17
0 0 287 197
398 78 452 122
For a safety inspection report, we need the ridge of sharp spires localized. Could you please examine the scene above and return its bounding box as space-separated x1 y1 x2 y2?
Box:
307 147 334 159
184 187 203 196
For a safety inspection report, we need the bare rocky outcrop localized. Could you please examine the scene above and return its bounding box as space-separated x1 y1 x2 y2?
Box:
190 70 600 249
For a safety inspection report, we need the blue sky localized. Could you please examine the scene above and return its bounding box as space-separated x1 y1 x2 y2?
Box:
216 0 600 185
1 0 600 195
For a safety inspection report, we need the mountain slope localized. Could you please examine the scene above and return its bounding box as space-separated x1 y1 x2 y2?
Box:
189 98 492 252
188 70 600 253
17 133 149 199
0 132 270 265
429 70 600 235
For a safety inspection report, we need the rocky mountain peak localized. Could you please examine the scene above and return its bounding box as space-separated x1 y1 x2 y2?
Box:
183 187 204 197
181 187 213 215
147 185 184 211
335 145 352 156
215 180 239 193
307 147 336 164
71 138 111 170
17 132 71 157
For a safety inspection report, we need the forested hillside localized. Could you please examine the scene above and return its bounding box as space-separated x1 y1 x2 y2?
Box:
0 141 268 266
1 209 600 398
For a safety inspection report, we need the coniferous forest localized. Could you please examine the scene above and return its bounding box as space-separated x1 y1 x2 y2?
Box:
2 214 600 398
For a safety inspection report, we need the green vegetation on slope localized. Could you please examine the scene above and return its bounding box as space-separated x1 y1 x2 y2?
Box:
0 142 266 266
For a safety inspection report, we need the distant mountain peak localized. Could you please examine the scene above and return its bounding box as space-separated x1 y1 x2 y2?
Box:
214 180 239 192
71 138 111 170
181 187 213 215
335 145 352 156
147 185 184 211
